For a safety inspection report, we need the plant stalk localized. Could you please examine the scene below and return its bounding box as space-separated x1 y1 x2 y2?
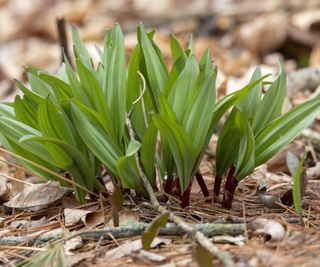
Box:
213 175 223 197
195 171 209 197
222 166 238 209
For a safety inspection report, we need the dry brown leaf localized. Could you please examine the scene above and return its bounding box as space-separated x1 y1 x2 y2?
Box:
104 237 171 263
212 235 246 246
64 236 83 253
134 249 167 263
5 181 69 211
250 218 285 242
64 208 94 226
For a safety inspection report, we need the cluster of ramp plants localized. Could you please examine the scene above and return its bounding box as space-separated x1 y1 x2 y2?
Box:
0 23 319 208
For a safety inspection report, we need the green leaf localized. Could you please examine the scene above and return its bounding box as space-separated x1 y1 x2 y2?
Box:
0 103 15 118
182 70 216 154
75 58 109 116
27 70 53 97
102 24 126 141
168 56 199 121
138 23 168 108
15 79 44 106
233 109 255 180
13 96 38 129
116 156 145 193
169 34 186 64
153 114 196 191
293 154 305 221
140 122 158 183
72 26 93 71
255 96 320 166
252 61 286 135
236 67 262 122
71 103 122 176
126 140 141 157
142 212 169 250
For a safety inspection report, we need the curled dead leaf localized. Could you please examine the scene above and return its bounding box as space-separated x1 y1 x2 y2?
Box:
250 218 285 242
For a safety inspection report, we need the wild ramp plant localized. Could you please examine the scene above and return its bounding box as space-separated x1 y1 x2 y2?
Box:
215 63 320 209
0 23 319 209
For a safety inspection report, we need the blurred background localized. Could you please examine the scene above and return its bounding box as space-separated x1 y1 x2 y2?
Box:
0 0 320 102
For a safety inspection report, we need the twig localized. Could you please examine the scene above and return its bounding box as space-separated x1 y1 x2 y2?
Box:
0 223 244 246
56 17 72 65
125 115 236 267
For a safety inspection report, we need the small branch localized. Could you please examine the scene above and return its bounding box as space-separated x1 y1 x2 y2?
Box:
125 115 236 267
56 17 72 65
0 223 245 246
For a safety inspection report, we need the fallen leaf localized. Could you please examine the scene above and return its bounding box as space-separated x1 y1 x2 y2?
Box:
64 208 93 226
133 249 167 263
5 181 70 211
250 218 285 242
212 235 246 246
64 236 83 253
105 237 171 263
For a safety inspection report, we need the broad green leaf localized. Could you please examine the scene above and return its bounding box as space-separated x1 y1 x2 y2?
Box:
102 24 126 141
76 58 109 116
255 96 320 166
138 23 168 108
126 45 141 110
72 26 93 71
140 122 158 183
13 96 38 129
168 56 199 121
71 103 122 176
153 114 196 191
37 98 74 168
116 156 145 193
0 103 15 118
142 212 169 250
15 79 44 106
233 109 255 180
27 70 53 97
215 109 241 177
182 71 216 154
170 34 186 64
236 67 262 122
252 61 286 135
126 140 141 157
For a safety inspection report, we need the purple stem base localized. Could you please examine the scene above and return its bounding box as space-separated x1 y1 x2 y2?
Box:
222 166 238 209
195 172 209 197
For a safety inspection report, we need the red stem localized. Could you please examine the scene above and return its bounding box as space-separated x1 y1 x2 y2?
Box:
222 166 238 209
195 172 209 197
